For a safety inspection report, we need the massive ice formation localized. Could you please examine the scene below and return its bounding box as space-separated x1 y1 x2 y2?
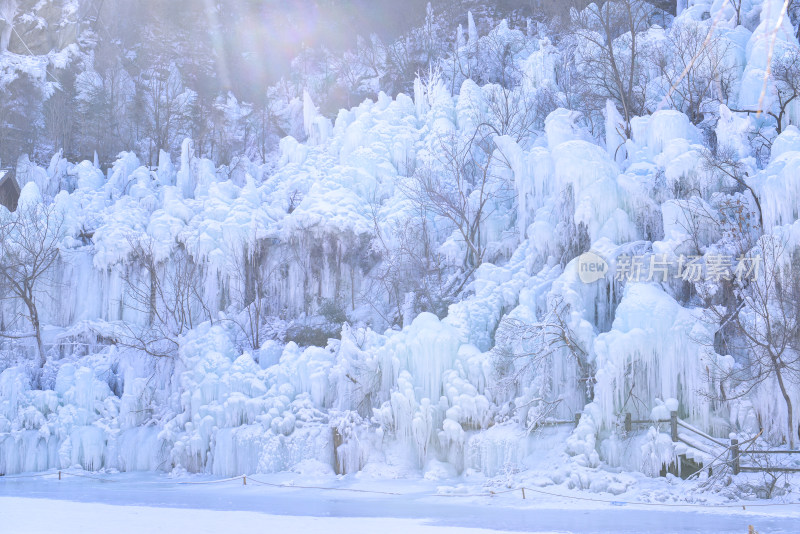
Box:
2 1 800 480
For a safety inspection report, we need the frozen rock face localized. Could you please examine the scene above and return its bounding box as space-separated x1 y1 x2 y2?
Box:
3 0 80 55
3 1 800 479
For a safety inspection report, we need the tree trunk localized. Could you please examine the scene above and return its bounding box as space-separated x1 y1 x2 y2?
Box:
25 296 45 369
774 364 795 449
34 324 45 370
149 264 157 326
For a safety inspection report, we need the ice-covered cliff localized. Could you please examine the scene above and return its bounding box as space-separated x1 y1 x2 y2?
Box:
2 0 800 483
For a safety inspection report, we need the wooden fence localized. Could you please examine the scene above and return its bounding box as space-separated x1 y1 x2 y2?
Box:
540 410 800 476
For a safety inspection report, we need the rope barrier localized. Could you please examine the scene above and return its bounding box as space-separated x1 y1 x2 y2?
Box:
246 477 403 495
175 475 246 485
59 471 118 482
1 472 166 482
0 470 116 482
430 488 519 498
0 473 48 479
514 486 800 508
2 471 799 509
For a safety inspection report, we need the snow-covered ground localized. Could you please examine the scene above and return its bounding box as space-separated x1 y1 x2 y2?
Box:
2 473 799 534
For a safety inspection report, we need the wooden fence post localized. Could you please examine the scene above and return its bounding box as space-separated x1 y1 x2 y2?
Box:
731 439 740 475
670 411 678 442
625 412 631 433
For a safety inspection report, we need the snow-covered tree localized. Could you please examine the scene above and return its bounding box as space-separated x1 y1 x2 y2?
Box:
0 187 63 371
571 0 653 134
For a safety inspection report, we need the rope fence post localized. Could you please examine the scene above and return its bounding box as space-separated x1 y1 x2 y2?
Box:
58 471 61 481
574 413 581 428
521 487 526 499
625 412 631 433
731 439 740 475
243 475 246 486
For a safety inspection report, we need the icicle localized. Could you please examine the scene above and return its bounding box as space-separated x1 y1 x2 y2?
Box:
467 11 477 48
157 149 174 187
303 89 317 140
605 100 626 163
414 77 428 119
176 138 195 199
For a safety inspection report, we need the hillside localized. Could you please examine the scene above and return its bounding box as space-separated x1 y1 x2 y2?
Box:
1 0 800 504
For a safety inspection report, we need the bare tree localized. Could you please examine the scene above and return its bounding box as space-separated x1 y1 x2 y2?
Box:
401 129 512 281
116 237 211 358
730 0 745 26
746 444 793 498
705 236 800 449
0 73 44 166
686 190 800 450
765 47 800 134
364 193 450 325
571 0 653 134
672 183 800 449
473 24 529 89
654 21 737 124
670 193 725 255
554 184 592 267
334 35 385 108
731 48 800 135
228 242 286 351
493 295 592 431
0 199 63 369
366 109 523 326
790 0 800 40
74 61 136 164
442 25 471 95
134 60 195 166
702 146 764 230
483 83 548 142
44 70 77 160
